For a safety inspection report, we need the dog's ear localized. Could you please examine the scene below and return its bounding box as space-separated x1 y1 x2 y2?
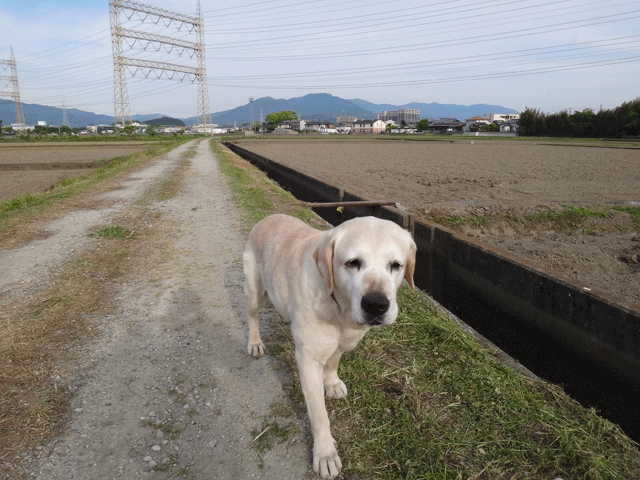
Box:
404 239 417 289
314 235 336 294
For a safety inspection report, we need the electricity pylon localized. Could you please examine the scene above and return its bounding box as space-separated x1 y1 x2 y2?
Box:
0 46 26 130
109 0 211 128
62 101 70 128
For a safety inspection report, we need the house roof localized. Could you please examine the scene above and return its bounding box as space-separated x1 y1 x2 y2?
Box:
465 116 489 121
430 118 464 126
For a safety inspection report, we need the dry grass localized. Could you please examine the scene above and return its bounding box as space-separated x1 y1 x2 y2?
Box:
0 140 191 478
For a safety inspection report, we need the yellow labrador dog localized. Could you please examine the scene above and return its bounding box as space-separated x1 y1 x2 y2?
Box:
243 214 416 478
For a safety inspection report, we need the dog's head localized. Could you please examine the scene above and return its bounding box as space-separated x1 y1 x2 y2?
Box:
314 217 416 327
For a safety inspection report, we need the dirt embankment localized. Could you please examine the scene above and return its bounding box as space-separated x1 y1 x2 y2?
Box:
235 139 640 307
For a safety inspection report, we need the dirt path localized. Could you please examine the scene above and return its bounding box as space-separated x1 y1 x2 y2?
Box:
11 140 311 479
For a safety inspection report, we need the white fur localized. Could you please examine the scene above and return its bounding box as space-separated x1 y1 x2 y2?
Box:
243 214 416 479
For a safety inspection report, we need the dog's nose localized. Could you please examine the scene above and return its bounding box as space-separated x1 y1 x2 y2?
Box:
361 292 390 318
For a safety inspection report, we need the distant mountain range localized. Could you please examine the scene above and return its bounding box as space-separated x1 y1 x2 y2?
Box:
1 94 519 129
188 94 518 126
0 99 166 129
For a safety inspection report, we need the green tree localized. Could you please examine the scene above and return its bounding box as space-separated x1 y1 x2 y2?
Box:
481 123 499 132
416 119 430 131
265 110 297 130
33 125 48 136
623 108 640 136
146 125 159 136
123 124 136 135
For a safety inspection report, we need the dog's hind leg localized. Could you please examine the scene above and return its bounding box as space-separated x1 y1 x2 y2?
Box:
243 249 266 357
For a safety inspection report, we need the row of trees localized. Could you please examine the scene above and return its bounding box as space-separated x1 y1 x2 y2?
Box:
519 98 640 138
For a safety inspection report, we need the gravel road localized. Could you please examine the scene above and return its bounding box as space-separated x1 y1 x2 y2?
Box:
10 140 313 479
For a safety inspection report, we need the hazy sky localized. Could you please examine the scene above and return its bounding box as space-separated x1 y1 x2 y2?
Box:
1 0 639 119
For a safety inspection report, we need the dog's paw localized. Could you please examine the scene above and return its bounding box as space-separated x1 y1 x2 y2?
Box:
325 380 347 399
248 341 266 357
313 444 342 479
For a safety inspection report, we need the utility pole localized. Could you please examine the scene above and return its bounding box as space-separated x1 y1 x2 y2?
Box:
249 97 255 131
0 46 26 130
109 0 211 129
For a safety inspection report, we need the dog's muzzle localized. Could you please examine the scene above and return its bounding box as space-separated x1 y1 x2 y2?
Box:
361 292 390 325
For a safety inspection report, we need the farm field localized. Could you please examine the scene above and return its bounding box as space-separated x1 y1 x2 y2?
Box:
235 138 640 307
0 141 158 201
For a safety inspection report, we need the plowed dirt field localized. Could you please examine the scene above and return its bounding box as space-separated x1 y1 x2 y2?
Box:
236 138 640 308
0 141 158 201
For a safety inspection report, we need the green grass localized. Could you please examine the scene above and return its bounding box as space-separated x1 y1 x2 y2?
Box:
88 225 131 239
140 419 181 439
209 140 275 226
432 205 613 234
526 204 607 221
210 139 318 228
613 205 640 221
330 287 640 479
250 420 299 455
214 140 640 479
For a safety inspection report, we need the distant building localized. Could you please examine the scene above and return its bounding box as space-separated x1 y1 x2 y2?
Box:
336 116 357 125
428 118 465 133
463 116 491 132
281 119 306 131
500 119 519 133
353 119 387 134
486 113 520 122
374 109 420 125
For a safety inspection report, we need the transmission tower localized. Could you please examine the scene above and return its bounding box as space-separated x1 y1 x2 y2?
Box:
109 0 211 128
61 101 70 128
0 46 26 130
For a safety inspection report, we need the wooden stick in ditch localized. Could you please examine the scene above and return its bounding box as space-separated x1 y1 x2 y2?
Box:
307 200 396 208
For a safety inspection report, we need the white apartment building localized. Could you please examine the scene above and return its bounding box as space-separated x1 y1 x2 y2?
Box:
486 113 520 122
374 109 420 125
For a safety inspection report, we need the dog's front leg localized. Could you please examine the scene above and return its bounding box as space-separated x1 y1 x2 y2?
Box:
296 349 342 479
324 351 347 399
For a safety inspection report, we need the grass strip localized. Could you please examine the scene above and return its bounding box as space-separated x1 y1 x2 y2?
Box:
332 287 639 479
209 139 318 230
526 204 608 221
213 141 640 479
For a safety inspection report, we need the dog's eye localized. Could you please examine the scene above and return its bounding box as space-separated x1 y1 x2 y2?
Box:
390 261 402 272
345 258 361 270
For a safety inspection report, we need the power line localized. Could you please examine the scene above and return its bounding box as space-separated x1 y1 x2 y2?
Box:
209 56 640 89
204 35 640 82
211 8 640 60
